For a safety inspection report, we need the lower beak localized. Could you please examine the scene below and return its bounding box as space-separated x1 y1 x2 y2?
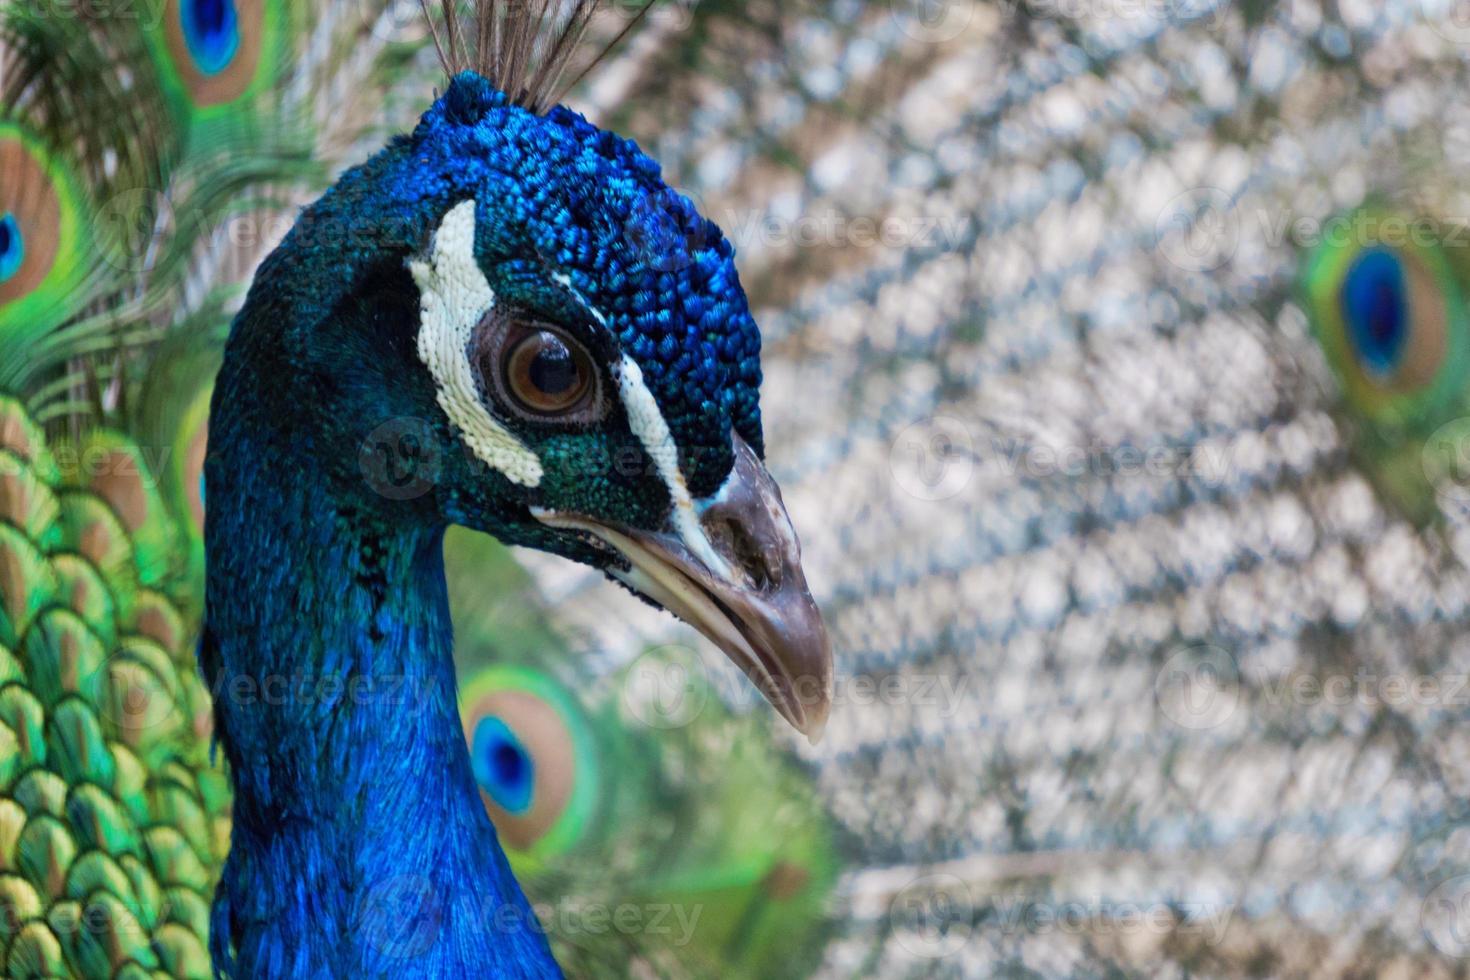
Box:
533 436 833 743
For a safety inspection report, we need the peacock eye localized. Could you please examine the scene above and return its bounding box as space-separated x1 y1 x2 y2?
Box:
473 312 604 424
503 329 592 415
1302 209 1470 432
459 666 597 857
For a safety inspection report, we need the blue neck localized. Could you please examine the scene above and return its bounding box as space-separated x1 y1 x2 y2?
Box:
202 429 559 977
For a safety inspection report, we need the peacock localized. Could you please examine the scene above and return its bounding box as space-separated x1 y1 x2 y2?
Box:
13 0 1470 977
1 0 838 976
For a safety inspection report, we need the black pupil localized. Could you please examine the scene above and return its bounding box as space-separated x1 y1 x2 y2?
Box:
492 741 526 785
528 334 578 396
196 0 228 36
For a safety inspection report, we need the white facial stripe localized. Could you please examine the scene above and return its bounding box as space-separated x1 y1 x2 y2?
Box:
410 199 543 488
551 271 733 581
614 355 733 581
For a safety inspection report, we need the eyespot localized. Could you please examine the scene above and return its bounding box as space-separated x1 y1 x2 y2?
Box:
154 0 276 112
181 0 242 76
0 125 89 334
459 665 599 859
472 311 605 425
1301 209 1470 430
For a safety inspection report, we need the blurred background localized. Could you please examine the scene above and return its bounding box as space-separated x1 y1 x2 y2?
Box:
10 0 1470 976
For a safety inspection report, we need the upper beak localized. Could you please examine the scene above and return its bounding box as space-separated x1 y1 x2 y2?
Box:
533 435 833 743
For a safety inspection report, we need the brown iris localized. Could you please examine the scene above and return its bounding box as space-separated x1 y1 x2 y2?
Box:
502 327 595 417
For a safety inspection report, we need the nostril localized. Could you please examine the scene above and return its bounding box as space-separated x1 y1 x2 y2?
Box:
706 515 778 591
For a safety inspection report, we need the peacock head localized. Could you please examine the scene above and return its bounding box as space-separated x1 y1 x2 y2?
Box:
227 71 832 738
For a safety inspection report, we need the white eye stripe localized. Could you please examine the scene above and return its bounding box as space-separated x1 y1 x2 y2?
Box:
410 199 543 488
614 355 734 581
549 271 734 580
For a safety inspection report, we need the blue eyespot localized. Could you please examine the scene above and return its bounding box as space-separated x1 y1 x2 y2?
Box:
181 0 240 77
0 213 23 284
471 716 534 814
1342 248 1408 377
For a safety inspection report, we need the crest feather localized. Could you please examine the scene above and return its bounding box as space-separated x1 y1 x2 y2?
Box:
419 0 655 112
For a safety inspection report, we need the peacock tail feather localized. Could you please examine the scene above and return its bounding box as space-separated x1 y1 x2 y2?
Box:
0 393 221 977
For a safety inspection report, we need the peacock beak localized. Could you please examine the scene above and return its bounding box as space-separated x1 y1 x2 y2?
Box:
533 436 833 743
